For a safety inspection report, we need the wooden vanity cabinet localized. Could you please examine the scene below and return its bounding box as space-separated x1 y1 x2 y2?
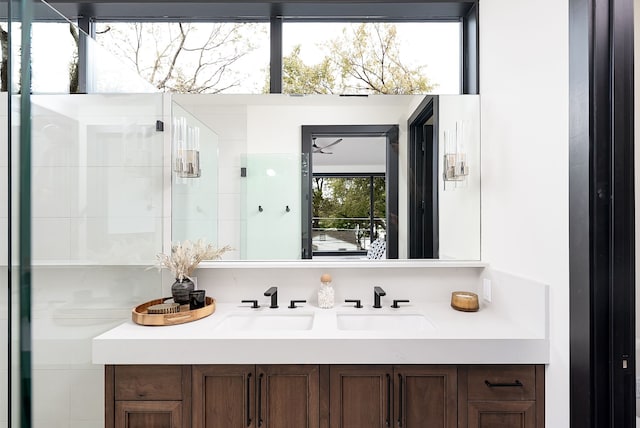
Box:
329 365 457 428
105 364 544 428
192 364 319 428
106 365 191 428
459 365 545 428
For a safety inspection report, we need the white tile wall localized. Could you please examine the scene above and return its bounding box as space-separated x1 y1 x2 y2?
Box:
32 166 74 218
0 218 7 265
32 122 79 167
217 219 242 259
0 369 7 425
28 266 162 427
32 218 72 261
69 369 105 422
33 369 71 423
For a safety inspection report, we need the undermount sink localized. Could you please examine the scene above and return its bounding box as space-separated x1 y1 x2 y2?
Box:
216 313 315 331
336 313 435 331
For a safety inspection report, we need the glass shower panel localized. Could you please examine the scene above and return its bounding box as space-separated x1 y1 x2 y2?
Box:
29 93 165 427
1 92 8 428
241 153 302 260
171 101 219 246
4 2 25 427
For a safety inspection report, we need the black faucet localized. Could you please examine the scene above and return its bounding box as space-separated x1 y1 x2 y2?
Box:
288 299 306 309
241 299 260 309
373 286 386 308
391 299 410 308
264 286 278 308
345 299 363 308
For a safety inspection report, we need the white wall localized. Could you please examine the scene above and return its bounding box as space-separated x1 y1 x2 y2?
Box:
480 1 569 426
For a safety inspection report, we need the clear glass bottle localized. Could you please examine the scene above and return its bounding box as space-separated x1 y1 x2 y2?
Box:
317 273 334 309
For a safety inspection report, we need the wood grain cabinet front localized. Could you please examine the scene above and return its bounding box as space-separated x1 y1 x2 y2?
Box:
115 401 183 428
192 364 319 428
460 365 544 428
105 363 544 428
329 365 393 428
106 365 191 428
329 365 457 428
395 365 457 428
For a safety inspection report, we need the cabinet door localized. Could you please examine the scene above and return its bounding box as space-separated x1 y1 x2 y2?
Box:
468 401 536 428
257 365 319 428
395 365 457 428
115 401 182 428
192 365 255 428
329 365 393 428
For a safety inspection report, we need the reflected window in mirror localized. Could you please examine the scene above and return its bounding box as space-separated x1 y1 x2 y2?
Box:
302 125 399 260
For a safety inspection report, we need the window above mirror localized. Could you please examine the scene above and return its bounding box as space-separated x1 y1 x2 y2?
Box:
12 1 478 95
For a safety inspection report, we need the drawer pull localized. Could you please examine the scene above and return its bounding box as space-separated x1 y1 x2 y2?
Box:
246 373 252 427
484 379 523 388
258 373 264 427
385 373 391 427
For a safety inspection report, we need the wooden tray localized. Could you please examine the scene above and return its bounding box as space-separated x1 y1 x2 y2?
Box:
132 297 216 326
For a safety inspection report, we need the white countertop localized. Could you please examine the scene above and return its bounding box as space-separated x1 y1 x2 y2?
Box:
92 299 549 365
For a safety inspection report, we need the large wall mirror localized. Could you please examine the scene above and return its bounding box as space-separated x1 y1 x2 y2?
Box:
171 94 480 261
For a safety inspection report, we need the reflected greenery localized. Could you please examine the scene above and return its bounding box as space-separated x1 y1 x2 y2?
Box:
312 175 385 252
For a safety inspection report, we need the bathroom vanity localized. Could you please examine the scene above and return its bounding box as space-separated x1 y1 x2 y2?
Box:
94 285 548 428
105 362 544 428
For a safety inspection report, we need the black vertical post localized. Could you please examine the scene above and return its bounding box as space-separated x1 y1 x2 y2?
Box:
19 0 33 426
569 0 635 426
6 2 13 426
76 15 91 94
609 0 635 426
461 2 478 95
269 15 282 94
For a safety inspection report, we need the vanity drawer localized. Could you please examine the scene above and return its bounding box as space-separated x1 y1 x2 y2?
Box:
467 365 536 401
114 365 184 401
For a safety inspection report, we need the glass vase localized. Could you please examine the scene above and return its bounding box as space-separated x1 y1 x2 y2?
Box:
171 278 195 305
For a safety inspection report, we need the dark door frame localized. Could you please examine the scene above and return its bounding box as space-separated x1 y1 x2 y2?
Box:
407 95 439 259
569 0 635 427
301 124 399 259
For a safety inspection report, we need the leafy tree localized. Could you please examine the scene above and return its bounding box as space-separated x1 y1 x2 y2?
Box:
0 25 7 92
280 45 335 94
69 23 79 93
313 176 386 250
281 23 436 95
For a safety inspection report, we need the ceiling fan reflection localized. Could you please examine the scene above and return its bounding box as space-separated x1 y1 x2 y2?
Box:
312 137 343 154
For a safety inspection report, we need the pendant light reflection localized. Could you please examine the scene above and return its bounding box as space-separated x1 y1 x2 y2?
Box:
173 116 202 178
443 120 469 190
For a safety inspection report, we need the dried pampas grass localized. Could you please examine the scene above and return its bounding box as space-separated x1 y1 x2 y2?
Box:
154 239 232 281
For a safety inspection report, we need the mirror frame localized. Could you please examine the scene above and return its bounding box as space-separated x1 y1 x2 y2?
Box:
301 124 399 259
